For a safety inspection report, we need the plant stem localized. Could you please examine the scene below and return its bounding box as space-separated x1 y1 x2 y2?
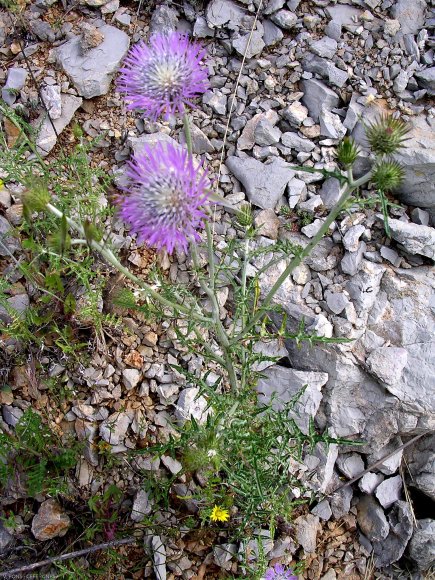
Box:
231 170 373 344
45 203 212 324
183 112 239 393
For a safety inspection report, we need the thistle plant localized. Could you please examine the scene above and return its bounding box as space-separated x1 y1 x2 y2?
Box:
15 30 411 551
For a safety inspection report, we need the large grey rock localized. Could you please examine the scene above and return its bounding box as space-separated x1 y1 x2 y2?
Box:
0 521 13 554
55 25 129 98
281 132 315 153
40 84 62 120
319 107 346 139
373 501 413 568
336 453 364 479
148 535 167 580
0 294 30 325
149 3 178 35
226 156 295 209
0 215 20 257
263 19 283 47
131 489 152 521
205 0 244 28
310 36 337 59
408 519 435 570
366 346 408 386
405 434 435 501
295 514 320 553
388 218 435 260
346 259 385 314
237 110 279 151
359 472 384 494
415 67 435 94
256 364 328 434
391 0 427 36
302 53 348 88
232 24 265 59
375 475 402 509
203 90 227 115
270 10 297 30
2 67 27 105
34 94 82 156
174 387 210 425
254 117 281 146
31 499 71 540
357 495 389 542
301 79 339 122
99 412 131 445
252 339 289 371
319 177 341 209
325 4 362 31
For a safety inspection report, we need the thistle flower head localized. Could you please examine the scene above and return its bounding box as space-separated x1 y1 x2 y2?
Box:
117 32 209 121
119 142 212 254
264 563 298 580
336 136 360 167
372 159 405 191
365 114 409 156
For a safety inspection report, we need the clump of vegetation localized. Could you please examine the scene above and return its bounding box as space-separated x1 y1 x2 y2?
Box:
0 408 78 497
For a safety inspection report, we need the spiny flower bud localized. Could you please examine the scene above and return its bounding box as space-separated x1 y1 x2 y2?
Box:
237 203 253 228
336 136 360 167
372 160 405 191
365 114 409 156
23 179 50 212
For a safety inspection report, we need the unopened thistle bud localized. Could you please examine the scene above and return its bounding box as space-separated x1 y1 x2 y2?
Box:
372 159 405 191
23 179 50 212
336 136 360 167
365 114 409 156
237 203 253 228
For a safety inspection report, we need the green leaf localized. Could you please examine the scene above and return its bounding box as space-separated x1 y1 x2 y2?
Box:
63 292 76 315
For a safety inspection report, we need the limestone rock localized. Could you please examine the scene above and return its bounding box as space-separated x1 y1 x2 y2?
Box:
31 499 71 540
388 218 435 260
226 156 295 209
408 519 435 570
257 365 328 434
55 25 130 99
35 94 82 156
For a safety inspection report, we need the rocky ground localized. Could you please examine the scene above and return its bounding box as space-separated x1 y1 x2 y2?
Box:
1 0 435 577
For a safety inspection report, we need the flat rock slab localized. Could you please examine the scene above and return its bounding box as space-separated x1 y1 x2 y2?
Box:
55 25 130 98
35 94 82 156
256 364 328 433
226 156 295 209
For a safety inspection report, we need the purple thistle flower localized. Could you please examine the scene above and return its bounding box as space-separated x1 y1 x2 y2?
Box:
119 142 211 254
264 563 298 580
117 32 209 120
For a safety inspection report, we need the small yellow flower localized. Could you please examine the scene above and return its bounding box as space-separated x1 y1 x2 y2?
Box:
210 505 230 523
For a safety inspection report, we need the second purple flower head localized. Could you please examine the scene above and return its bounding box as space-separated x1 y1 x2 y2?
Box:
119 141 211 255
117 32 209 121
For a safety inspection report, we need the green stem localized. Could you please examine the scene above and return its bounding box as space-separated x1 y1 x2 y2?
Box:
231 170 373 344
183 112 239 392
45 203 212 324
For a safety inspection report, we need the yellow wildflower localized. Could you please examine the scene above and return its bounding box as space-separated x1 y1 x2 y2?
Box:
210 505 230 523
